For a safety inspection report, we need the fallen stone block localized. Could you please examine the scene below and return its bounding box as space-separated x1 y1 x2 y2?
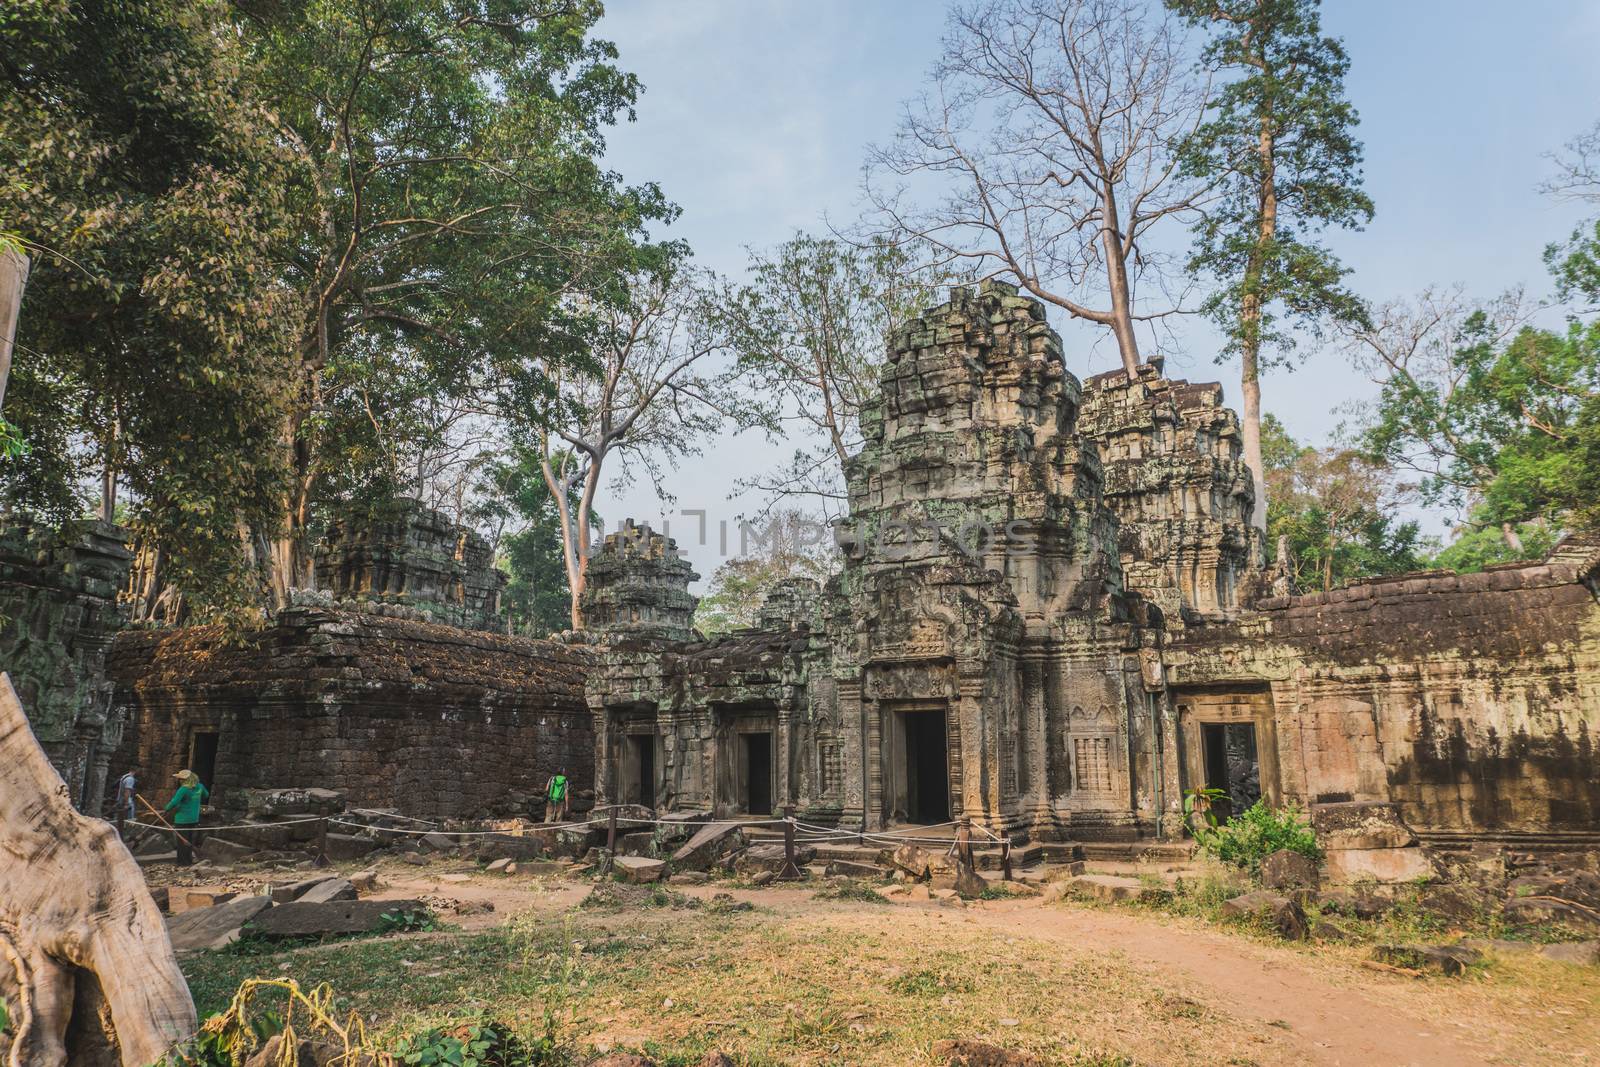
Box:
733 843 816 877
485 857 513 873
1062 874 1158 905
1370 943 1481 976
183 889 237 910
618 830 656 857
420 832 457 853
614 856 668 884
1323 846 1434 884
271 876 336 903
1459 937 1536 956
198 836 256 865
322 832 376 862
825 859 885 880
166 894 273 953
670 821 745 872
349 869 379 892
1221 891 1308 940
246 898 424 940
298 878 357 904
882 843 933 880
1260 848 1320 891
1503 896 1600 936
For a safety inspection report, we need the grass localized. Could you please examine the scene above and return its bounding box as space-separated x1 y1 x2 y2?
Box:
811 879 890 904
180 896 1302 1066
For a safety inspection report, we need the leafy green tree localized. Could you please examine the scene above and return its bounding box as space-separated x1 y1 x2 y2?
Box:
474 444 587 638
694 511 834 636
238 0 675 604
1170 0 1373 528
1261 414 1428 591
1344 289 1600 540
1430 514 1557 574
0 0 301 620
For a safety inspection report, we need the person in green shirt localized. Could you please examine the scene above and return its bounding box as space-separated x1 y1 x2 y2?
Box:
165 769 209 865
544 769 569 824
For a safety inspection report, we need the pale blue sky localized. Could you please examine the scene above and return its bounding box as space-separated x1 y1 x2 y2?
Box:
592 0 1600 582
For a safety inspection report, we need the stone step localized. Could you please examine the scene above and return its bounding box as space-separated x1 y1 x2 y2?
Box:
1078 840 1196 864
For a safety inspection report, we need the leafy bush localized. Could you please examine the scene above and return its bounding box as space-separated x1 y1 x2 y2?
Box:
1197 800 1321 877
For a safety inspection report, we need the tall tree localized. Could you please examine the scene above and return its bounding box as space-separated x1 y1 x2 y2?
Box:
533 267 748 629
238 0 672 605
866 0 1213 377
1260 414 1427 591
0 0 301 620
1170 0 1373 530
1342 284 1600 541
474 443 586 637
724 234 954 516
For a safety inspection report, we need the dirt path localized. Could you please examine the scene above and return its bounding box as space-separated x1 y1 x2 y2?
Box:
257 861 1597 1065
969 898 1488 1067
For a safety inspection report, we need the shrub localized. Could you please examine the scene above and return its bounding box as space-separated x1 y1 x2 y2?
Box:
1198 800 1321 878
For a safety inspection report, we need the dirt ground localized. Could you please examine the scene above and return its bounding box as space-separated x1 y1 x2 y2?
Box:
171 857 1600 1067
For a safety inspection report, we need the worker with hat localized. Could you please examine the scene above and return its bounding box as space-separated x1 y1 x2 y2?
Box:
165 769 209 866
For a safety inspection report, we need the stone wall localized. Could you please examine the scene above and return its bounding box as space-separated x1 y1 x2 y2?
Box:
0 519 132 812
314 498 506 631
1164 537 1600 840
109 608 594 819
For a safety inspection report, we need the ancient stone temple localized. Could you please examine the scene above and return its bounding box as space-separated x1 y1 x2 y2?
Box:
100 280 1600 848
315 498 506 631
580 281 1600 846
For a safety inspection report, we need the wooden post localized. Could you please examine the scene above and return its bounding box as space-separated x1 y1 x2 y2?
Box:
778 804 803 881
1001 836 1013 881
957 816 973 868
314 816 329 868
607 805 618 853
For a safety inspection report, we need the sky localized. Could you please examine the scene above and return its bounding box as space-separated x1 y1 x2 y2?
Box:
589 0 1600 587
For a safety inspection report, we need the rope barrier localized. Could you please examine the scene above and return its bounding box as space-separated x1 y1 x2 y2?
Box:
125 815 325 834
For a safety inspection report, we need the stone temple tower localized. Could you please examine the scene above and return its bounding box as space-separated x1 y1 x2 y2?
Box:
579 524 700 641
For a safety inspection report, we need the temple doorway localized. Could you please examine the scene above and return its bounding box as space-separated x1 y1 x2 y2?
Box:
1201 721 1260 823
189 730 219 792
623 734 656 808
742 732 773 815
904 709 950 823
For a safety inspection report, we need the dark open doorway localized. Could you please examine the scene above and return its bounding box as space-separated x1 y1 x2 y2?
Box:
743 732 773 815
1201 721 1260 823
189 730 219 792
903 709 950 824
625 734 656 808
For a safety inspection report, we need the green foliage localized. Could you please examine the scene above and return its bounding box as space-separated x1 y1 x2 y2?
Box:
475 445 589 638
245 0 677 576
1261 414 1429 591
1182 786 1227 840
693 510 833 636
1198 801 1321 878
378 907 440 935
1171 0 1374 367
1358 309 1600 534
1430 513 1557 573
394 1021 538 1067
1 0 302 619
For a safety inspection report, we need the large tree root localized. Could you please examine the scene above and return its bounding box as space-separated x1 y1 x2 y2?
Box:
0 673 196 1065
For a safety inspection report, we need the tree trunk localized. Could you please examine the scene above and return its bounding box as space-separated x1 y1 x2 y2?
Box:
0 673 196 1066
1239 109 1277 533
0 249 28 412
1098 187 1143 378
1500 521 1524 555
